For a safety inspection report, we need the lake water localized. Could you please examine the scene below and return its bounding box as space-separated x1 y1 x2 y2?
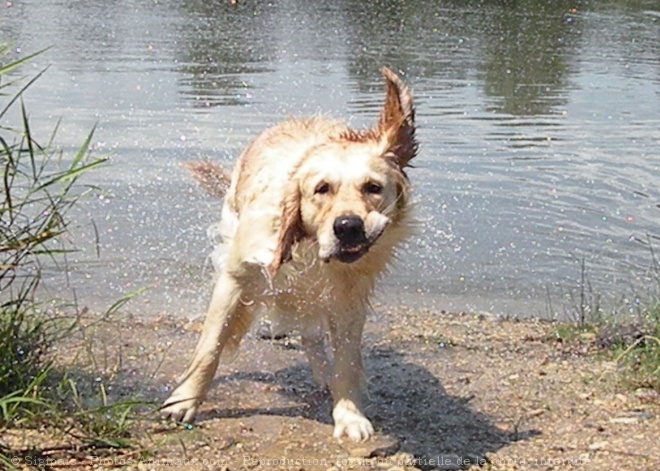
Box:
2 0 659 319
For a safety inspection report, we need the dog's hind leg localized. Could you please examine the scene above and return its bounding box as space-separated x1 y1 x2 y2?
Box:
301 323 331 390
328 308 373 441
161 271 252 422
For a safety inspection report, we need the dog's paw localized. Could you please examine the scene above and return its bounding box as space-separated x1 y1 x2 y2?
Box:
161 392 200 423
332 399 374 441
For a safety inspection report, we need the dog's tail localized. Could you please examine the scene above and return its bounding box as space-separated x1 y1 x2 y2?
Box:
184 161 231 199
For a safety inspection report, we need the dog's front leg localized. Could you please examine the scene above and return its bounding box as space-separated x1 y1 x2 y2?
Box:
161 271 245 422
329 308 374 441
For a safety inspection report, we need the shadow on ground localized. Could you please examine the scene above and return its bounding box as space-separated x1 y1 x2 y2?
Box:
183 340 538 468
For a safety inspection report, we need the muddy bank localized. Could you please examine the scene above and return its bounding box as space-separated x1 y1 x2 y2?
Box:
5 306 659 470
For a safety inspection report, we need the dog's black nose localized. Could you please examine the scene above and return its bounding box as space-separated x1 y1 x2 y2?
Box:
333 215 365 243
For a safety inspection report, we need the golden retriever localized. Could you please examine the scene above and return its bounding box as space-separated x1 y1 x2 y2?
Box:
162 67 417 441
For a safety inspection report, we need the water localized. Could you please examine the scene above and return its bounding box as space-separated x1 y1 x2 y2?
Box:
2 0 659 318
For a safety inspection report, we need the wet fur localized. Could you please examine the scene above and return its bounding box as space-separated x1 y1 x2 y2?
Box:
162 68 417 441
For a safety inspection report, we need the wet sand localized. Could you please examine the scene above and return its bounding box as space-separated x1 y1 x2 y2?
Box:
5 305 658 470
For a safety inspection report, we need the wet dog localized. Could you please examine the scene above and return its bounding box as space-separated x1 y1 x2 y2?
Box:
162 67 417 441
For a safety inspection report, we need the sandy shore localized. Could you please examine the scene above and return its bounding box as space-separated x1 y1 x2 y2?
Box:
4 305 658 470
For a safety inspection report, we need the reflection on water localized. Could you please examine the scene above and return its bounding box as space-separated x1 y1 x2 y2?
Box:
1 0 658 318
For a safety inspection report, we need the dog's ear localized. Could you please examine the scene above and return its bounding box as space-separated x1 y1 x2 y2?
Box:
267 184 304 277
378 67 417 170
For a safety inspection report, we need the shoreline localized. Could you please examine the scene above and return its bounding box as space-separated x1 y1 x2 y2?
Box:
4 306 658 470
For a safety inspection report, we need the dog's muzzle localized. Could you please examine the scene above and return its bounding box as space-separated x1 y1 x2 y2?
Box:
332 215 370 263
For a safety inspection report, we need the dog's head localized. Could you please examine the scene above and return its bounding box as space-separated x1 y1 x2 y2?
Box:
272 68 417 272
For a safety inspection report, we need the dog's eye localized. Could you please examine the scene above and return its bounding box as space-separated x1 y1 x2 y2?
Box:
363 182 383 195
315 182 330 195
